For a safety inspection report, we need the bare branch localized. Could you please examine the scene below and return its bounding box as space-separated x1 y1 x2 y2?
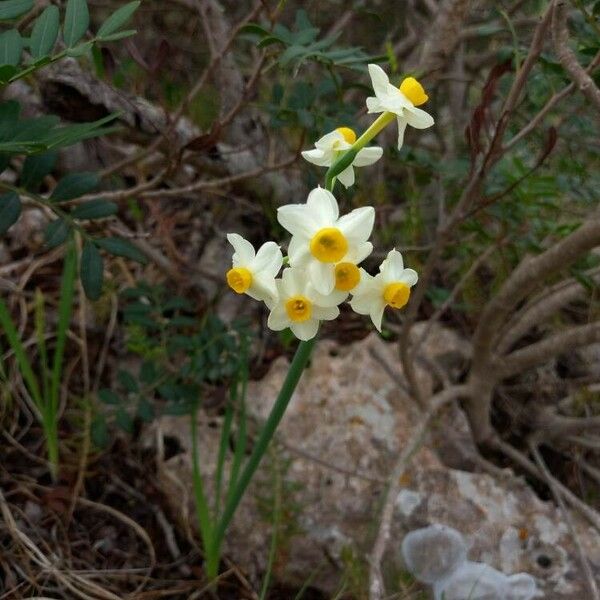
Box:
552 0 600 112
497 267 600 354
499 321 600 378
529 441 600 600
368 384 470 600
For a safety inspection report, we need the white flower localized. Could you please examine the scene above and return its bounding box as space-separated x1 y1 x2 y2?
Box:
226 233 282 302
350 249 418 332
278 187 374 296
266 267 341 341
301 127 383 188
366 63 434 150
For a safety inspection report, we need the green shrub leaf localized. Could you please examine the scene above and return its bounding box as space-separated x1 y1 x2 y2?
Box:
81 240 103 300
0 192 21 235
98 388 120 405
96 237 147 264
44 218 69 248
50 172 99 201
20 151 57 191
63 0 89 47
97 1 139 38
71 199 117 219
0 0 34 20
0 30 23 67
30 5 60 58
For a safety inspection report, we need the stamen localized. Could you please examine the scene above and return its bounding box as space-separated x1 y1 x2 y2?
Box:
336 127 357 144
309 227 348 263
226 267 252 294
285 295 312 322
335 262 361 291
399 77 428 106
383 282 410 309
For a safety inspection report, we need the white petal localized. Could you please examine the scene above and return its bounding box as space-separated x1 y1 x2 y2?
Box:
277 204 319 238
380 249 404 280
288 235 311 267
368 64 391 97
405 106 434 129
314 130 343 150
248 272 278 303
301 148 330 166
337 206 375 244
309 287 347 307
227 233 255 265
349 290 378 315
309 260 335 295
267 306 289 331
353 146 383 167
350 242 373 264
312 305 340 321
370 301 386 332
306 187 339 225
336 165 355 188
396 117 408 150
252 241 283 276
399 268 418 287
366 96 385 114
291 319 319 341
281 267 305 297
351 270 376 296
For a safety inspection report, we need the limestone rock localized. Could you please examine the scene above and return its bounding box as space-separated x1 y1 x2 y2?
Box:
150 326 600 597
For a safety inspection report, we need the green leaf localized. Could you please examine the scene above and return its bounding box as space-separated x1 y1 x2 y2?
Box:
96 29 136 42
30 5 60 58
20 151 57 190
98 388 120 405
91 414 108 447
0 29 22 67
136 397 154 422
96 237 147 264
0 0 33 20
63 0 89 47
115 407 134 432
97 1 140 38
50 171 99 201
0 64 17 82
80 240 103 300
44 218 69 249
71 199 117 219
0 191 20 235
117 369 139 392
65 40 92 57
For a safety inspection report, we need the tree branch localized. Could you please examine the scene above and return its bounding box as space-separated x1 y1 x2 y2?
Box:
552 0 600 112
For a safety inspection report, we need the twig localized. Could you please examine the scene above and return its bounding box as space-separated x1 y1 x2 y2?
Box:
529 441 600 600
552 0 600 112
368 384 469 600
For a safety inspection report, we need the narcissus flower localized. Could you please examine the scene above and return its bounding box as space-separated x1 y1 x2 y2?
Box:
301 127 383 188
226 233 282 302
266 267 341 341
278 187 374 295
366 64 434 150
350 249 418 331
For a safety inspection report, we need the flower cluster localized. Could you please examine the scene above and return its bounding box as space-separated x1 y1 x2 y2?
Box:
225 64 433 340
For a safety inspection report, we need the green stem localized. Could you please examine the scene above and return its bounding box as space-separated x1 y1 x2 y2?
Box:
353 111 395 151
210 338 316 561
325 112 396 191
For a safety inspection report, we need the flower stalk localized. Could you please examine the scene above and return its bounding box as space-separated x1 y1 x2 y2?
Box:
208 336 316 577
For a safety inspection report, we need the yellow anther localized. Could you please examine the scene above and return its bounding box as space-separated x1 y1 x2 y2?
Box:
336 127 357 144
226 267 252 294
309 227 348 263
399 77 428 106
383 282 410 309
285 295 312 322
334 262 361 291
